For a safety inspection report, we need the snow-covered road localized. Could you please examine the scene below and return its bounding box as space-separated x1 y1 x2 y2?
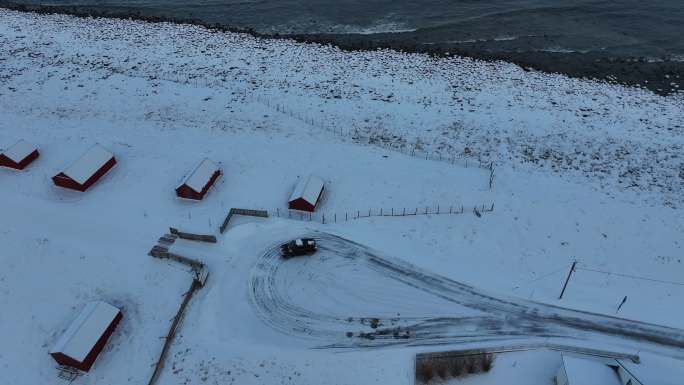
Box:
250 232 684 356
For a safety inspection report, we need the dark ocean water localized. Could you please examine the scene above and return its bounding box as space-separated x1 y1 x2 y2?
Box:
5 0 684 92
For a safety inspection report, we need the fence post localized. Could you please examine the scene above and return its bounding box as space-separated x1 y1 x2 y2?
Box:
322 213 325 224
437 205 440 214
380 208 383 216
277 208 279 217
403 208 406 216
559 261 577 300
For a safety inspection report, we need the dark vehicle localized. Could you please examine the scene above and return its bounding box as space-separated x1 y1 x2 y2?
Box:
281 238 317 258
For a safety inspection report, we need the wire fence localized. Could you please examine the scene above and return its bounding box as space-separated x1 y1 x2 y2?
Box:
575 266 684 287
53 57 498 189
269 203 495 224
251 94 496 179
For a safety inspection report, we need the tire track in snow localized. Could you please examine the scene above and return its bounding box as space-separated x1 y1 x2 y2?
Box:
249 232 684 352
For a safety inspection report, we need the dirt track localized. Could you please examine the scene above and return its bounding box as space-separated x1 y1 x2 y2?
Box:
249 232 684 354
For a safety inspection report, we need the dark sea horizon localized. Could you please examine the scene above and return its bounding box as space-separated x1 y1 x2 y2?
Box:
4 0 683 93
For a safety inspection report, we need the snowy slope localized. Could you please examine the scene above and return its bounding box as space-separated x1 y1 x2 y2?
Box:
0 9 683 385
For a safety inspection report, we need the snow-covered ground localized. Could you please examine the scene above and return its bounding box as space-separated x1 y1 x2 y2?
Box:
1 9 683 385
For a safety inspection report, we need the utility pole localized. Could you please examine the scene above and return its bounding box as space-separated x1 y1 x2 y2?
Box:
559 261 577 300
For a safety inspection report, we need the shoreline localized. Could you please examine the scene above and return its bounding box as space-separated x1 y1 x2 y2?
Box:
1 1 682 96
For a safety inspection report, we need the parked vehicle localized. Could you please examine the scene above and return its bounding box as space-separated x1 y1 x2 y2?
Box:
281 238 317 258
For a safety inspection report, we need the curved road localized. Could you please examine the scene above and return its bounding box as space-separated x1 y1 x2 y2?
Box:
249 232 684 354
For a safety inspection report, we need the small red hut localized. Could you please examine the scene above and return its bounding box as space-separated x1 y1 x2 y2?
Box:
288 175 325 212
49 301 123 372
0 139 39 170
52 144 116 192
176 158 222 200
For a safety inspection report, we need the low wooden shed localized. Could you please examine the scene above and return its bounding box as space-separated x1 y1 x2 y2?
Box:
52 144 116 192
0 139 39 170
49 301 123 372
176 158 221 200
288 175 325 212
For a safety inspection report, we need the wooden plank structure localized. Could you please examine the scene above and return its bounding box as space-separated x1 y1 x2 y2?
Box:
169 227 217 243
146 230 209 385
219 208 268 234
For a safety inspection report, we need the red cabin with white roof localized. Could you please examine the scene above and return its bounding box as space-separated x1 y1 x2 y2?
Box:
49 301 123 372
175 158 222 200
0 139 39 170
52 144 116 192
288 175 325 212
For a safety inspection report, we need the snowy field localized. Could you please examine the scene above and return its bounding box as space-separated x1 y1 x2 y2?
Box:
1 9 683 385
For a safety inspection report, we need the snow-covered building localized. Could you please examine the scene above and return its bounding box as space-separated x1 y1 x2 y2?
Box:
288 175 325 212
49 301 123 372
555 354 622 385
52 144 116 192
176 158 222 200
0 139 39 170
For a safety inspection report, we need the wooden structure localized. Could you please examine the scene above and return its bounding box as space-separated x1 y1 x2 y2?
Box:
52 144 116 192
169 227 216 243
175 158 221 200
219 208 268 233
288 175 324 212
556 354 622 385
49 301 123 372
0 139 39 170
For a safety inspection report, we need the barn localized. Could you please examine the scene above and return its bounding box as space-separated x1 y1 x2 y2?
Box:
52 144 116 192
0 139 39 170
555 354 621 385
49 301 123 372
288 175 325 212
176 158 222 200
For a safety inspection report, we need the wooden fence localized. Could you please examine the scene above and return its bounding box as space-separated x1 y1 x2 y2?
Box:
220 208 269 233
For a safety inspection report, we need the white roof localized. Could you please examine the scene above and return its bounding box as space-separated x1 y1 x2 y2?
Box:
2 139 36 162
181 158 220 192
50 301 120 362
289 175 324 205
562 355 621 385
62 144 114 185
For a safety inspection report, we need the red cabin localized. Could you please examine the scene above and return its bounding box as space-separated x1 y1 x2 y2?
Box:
49 301 123 372
288 175 325 212
0 139 39 170
52 144 116 192
176 158 221 200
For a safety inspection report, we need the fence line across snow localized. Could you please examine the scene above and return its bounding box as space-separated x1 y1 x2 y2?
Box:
270 202 495 224
79 60 497 184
